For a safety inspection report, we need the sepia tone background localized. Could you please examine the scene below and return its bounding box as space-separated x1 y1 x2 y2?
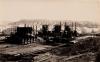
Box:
0 0 100 25
0 1 100 62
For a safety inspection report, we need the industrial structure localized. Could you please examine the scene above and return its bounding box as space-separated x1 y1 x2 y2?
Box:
4 22 78 45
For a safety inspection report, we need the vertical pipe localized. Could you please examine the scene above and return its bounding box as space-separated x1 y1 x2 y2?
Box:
33 25 34 35
75 22 76 31
92 24 94 38
32 25 34 43
36 25 37 35
72 22 73 30
24 24 26 27
64 22 67 31
35 25 37 41
65 22 66 26
60 21 61 26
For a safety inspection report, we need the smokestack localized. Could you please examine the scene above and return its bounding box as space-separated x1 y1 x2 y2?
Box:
24 24 26 27
75 22 76 31
72 22 73 30
32 25 35 35
36 25 37 35
65 22 67 26
60 21 61 26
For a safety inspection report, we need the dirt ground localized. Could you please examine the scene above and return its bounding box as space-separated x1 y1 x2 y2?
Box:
0 36 100 62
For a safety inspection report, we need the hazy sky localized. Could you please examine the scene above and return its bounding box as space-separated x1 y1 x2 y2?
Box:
0 0 100 25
